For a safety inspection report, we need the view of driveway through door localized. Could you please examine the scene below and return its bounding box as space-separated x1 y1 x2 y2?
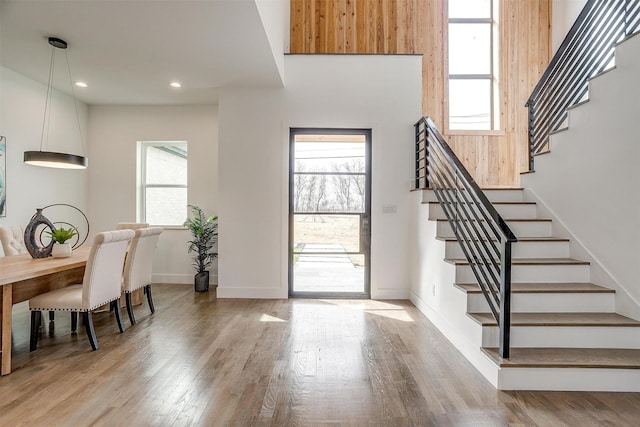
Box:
289 129 371 298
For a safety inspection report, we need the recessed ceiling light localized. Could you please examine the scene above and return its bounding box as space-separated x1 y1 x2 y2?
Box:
75 81 88 88
170 82 182 88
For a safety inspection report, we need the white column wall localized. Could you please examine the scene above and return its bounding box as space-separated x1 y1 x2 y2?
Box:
87 105 218 284
255 0 289 78
218 54 422 299
0 66 89 255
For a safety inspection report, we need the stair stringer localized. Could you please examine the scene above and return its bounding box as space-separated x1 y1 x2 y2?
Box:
409 190 500 387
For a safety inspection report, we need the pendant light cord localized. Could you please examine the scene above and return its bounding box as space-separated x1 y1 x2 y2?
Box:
39 47 56 152
64 49 87 156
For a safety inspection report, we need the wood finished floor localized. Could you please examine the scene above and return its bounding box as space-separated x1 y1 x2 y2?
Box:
1 284 639 426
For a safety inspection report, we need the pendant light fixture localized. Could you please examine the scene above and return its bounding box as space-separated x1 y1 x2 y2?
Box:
24 37 88 169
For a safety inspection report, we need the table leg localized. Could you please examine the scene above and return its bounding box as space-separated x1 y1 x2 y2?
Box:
1 284 13 375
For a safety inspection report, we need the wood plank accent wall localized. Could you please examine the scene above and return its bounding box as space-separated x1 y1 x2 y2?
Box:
290 0 552 186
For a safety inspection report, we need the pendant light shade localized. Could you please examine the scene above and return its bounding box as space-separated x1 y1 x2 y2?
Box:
24 150 88 169
24 37 88 170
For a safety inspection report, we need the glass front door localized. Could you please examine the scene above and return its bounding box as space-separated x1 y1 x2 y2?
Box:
289 129 371 298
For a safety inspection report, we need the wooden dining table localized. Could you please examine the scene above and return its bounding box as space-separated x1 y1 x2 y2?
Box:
0 246 91 375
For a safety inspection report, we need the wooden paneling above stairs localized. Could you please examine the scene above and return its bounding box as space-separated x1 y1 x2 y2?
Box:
290 0 552 187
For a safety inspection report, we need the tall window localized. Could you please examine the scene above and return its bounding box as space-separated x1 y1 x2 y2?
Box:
448 0 499 130
138 141 188 226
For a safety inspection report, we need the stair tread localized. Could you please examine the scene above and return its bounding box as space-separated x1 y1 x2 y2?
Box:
482 347 640 369
455 282 614 294
479 187 524 190
436 218 551 222
446 257 590 266
426 201 536 205
437 236 569 242
468 312 640 327
423 187 524 191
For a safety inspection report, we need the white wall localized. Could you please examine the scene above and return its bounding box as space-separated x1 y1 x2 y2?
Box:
0 66 89 253
87 105 218 284
255 0 289 78
522 34 640 319
217 54 422 299
552 0 588 53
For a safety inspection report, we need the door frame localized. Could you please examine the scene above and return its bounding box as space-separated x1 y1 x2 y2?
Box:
288 127 372 298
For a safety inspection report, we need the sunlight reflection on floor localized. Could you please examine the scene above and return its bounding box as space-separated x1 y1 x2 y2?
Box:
319 299 414 322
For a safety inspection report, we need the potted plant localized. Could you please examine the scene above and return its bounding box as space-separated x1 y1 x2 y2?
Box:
184 205 218 292
46 226 77 258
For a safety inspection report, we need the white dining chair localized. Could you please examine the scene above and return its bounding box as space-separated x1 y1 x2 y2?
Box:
0 225 28 255
122 227 162 325
29 229 134 351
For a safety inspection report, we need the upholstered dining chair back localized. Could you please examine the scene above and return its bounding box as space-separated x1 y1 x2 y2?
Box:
121 227 162 325
123 227 162 294
82 229 135 310
0 226 27 256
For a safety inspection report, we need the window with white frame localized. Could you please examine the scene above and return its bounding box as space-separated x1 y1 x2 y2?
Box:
448 0 499 130
138 141 188 226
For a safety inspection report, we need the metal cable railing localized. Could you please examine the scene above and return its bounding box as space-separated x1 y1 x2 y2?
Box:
526 0 640 171
415 117 517 358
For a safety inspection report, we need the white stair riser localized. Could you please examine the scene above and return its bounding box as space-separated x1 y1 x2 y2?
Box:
482 325 640 348
422 189 524 203
428 203 537 220
437 220 552 238
445 240 570 259
467 292 615 313
455 264 590 283
497 367 640 392
483 190 525 203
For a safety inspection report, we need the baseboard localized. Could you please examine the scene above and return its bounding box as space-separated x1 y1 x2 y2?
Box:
216 286 287 299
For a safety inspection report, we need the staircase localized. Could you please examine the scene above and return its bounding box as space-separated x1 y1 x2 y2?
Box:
410 2 640 391
415 188 640 391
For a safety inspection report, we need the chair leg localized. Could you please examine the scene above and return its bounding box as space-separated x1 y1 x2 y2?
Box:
114 300 126 333
83 312 98 350
125 293 136 325
71 312 78 332
30 311 42 351
146 284 155 314
49 311 55 322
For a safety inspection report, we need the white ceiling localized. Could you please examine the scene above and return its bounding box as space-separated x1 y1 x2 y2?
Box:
0 0 285 105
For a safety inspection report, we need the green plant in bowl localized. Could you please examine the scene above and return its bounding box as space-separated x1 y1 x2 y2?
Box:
46 227 78 244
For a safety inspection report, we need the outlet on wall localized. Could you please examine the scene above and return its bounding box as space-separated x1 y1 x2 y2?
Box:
432 283 436 296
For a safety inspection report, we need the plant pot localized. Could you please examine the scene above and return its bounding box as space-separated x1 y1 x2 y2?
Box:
194 271 209 292
51 242 72 258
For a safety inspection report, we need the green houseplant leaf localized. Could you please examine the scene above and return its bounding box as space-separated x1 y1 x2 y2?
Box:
45 226 78 244
184 205 218 274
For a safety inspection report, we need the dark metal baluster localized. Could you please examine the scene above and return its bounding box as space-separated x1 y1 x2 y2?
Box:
499 239 512 359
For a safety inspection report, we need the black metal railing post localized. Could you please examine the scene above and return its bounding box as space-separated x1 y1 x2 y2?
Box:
499 240 512 359
415 122 421 189
527 102 536 171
